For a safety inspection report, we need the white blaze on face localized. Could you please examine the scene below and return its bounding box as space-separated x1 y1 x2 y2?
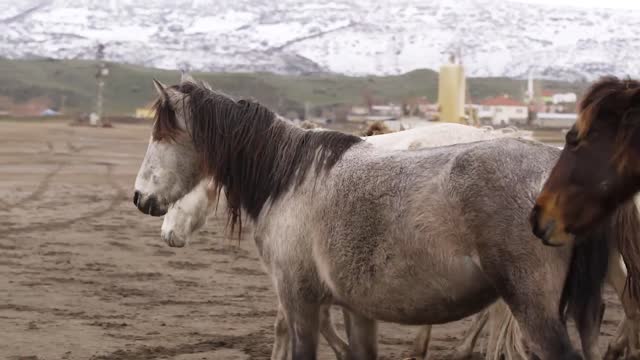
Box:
161 178 215 247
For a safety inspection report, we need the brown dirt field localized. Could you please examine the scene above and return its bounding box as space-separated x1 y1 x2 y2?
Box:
0 121 625 359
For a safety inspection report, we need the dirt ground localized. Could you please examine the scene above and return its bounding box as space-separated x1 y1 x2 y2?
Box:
0 120 625 360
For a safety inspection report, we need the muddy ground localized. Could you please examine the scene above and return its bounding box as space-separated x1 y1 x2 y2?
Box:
0 120 625 359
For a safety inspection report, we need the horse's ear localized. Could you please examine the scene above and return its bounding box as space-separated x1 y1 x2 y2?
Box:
153 79 170 103
153 79 183 108
180 72 195 84
201 80 214 91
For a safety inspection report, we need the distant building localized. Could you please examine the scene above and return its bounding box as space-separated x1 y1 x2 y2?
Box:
350 106 369 116
537 90 577 113
534 112 577 129
347 102 402 122
552 93 577 104
477 95 528 126
135 108 155 119
371 104 402 117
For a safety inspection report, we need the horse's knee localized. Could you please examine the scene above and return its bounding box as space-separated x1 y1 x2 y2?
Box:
274 310 288 336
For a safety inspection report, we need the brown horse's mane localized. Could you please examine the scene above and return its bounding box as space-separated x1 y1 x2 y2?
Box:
577 77 640 167
560 198 640 324
152 81 362 233
613 200 640 302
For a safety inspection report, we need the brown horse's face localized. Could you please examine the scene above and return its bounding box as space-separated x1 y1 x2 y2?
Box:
530 122 639 246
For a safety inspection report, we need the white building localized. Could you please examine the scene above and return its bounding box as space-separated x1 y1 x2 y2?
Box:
535 112 577 129
477 95 528 126
551 93 577 105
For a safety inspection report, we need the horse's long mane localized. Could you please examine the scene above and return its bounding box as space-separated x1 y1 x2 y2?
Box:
614 200 640 302
153 81 362 233
577 76 640 137
577 77 640 166
560 201 640 323
559 218 609 324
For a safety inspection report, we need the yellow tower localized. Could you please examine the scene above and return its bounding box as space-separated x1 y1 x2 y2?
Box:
437 57 466 123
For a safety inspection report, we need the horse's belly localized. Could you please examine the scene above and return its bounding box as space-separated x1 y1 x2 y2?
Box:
331 255 498 325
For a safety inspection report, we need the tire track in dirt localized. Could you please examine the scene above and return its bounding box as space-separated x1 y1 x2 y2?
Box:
89 330 273 360
0 163 65 211
4 162 127 235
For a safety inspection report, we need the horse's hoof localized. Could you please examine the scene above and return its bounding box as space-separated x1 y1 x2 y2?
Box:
451 350 473 360
603 346 624 360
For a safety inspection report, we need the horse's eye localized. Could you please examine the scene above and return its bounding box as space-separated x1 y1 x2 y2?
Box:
598 180 611 194
565 132 579 148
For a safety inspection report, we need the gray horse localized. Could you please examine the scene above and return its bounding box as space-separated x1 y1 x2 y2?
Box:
133 79 631 359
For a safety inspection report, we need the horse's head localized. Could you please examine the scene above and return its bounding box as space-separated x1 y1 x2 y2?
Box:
133 79 201 216
161 178 218 247
531 76 640 246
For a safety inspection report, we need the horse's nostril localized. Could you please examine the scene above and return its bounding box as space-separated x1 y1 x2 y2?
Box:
133 191 141 206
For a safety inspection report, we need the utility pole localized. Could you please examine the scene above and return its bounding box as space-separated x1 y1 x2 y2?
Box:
93 43 111 127
304 101 310 121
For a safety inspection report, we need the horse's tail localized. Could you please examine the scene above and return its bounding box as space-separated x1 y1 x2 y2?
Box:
486 301 527 360
615 198 640 302
559 215 610 325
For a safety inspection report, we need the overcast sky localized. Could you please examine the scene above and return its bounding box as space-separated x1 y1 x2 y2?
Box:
511 0 640 9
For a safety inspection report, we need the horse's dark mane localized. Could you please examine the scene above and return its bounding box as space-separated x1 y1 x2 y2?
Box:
152 81 362 233
560 200 640 324
577 76 640 139
613 200 640 302
559 218 609 324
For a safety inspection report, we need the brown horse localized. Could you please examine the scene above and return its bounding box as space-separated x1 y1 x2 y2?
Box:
530 76 640 302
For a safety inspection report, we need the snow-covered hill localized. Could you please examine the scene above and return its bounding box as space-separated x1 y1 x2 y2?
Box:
1 0 639 80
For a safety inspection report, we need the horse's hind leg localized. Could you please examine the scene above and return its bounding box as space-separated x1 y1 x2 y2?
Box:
271 305 290 360
605 253 640 359
319 305 349 360
452 308 490 359
605 319 629 360
412 325 432 360
345 312 378 360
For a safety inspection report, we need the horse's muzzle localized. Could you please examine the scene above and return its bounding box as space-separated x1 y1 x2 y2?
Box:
529 204 561 246
133 191 167 217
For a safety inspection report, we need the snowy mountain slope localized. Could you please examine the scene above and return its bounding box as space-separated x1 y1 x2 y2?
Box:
1 0 639 80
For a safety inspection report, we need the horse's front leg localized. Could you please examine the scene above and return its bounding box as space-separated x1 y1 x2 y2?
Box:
276 274 322 360
271 304 290 360
344 312 378 360
572 300 604 360
283 302 321 360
